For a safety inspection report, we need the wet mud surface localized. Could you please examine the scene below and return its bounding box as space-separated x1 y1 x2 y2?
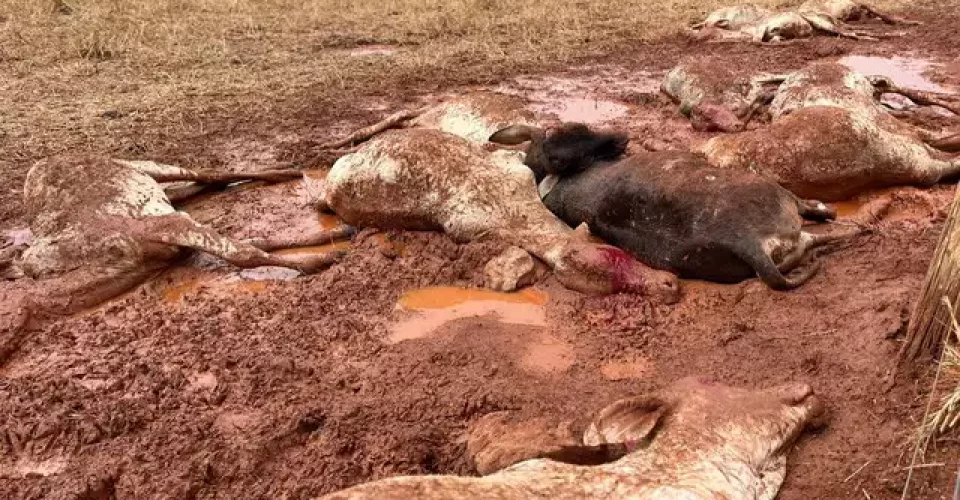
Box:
4 3 960 499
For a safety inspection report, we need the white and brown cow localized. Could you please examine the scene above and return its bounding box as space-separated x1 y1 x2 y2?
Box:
699 62 960 201
661 57 788 132
319 377 826 500
7 155 351 317
798 0 920 25
313 127 681 300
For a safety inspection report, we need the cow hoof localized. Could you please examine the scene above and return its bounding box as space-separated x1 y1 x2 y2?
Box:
484 247 539 292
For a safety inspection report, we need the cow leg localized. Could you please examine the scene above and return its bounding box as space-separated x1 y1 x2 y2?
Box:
139 214 343 274
115 160 304 184
731 239 822 290
244 226 356 252
318 107 429 150
796 199 837 222
29 264 164 317
874 82 960 115
928 132 960 152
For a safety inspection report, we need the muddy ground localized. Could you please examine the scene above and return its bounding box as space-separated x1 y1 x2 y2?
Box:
3 3 960 499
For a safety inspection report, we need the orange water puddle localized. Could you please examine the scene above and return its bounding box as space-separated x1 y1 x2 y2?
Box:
388 285 573 373
161 278 268 303
387 286 549 344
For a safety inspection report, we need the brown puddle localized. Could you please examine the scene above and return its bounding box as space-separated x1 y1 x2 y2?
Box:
387 286 548 344
840 55 950 93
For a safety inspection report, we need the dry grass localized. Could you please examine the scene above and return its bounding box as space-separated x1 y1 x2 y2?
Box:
922 300 960 439
0 0 908 166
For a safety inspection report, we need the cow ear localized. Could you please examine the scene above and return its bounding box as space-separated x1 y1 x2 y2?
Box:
571 223 593 242
582 395 668 447
489 125 541 145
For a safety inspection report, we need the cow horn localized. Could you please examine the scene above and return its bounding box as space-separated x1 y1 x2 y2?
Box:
488 125 544 145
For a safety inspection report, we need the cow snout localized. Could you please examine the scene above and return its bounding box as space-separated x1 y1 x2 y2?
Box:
646 270 681 304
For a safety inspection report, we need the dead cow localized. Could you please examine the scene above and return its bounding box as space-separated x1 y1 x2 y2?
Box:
690 8 884 42
319 92 539 151
319 377 826 500
768 61 960 122
798 0 921 25
701 63 960 201
661 57 788 132
11 155 351 315
690 4 772 30
489 123 847 290
315 128 681 300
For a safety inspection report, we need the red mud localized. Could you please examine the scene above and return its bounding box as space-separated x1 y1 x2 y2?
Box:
4 3 960 499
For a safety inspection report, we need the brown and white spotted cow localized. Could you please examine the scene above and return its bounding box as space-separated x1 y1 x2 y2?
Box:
798 0 921 25
661 57 788 132
313 127 681 300
319 377 826 500
699 62 960 201
689 3 901 43
7 155 351 317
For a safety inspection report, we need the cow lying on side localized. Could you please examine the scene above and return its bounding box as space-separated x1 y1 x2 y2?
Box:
320 93 540 152
489 123 852 290
661 58 788 132
690 9 881 43
798 0 920 25
319 377 826 500
700 63 960 201
8 155 351 316
314 128 680 300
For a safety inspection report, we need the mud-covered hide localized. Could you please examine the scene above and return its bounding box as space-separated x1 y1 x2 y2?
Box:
799 0 916 24
769 61 884 120
412 92 541 143
323 128 680 300
661 57 785 131
693 4 772 30
692 11 815 43
14 155 334 315
700 104 959 201
318 377 825 500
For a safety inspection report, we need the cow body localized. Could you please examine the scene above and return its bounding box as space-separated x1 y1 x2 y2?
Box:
690 3 894 42
412 92 540 143
799 0 919 24
321 128 680 300
13 155 347 315
661 58 787 132
700 63 960 201
319 377 825 500
490 124 842 289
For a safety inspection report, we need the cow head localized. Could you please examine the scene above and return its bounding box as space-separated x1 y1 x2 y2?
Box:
554 239 680 303
489 123 629 180
584 376 826 486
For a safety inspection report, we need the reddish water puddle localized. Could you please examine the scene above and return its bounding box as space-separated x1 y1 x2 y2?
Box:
840 55 950 93
387 286 548 344
600 358 652 380
530 97 629 124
